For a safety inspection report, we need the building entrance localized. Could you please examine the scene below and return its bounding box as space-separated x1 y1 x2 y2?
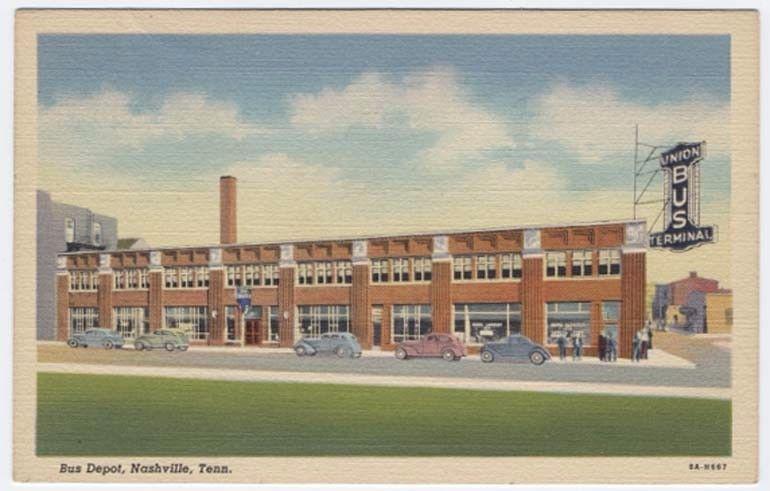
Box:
245 319 262 345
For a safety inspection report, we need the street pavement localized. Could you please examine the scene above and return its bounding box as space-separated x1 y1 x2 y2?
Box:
38 330 730 389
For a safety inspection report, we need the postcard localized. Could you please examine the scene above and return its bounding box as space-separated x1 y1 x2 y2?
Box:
13 9 759 484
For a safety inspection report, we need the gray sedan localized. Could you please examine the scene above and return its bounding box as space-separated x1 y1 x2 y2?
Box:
293 332 362 358
480 334 551 365
67 328 125 349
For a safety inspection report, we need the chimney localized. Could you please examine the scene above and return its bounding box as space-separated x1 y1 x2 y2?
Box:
689 271 697 278
220 176 237 244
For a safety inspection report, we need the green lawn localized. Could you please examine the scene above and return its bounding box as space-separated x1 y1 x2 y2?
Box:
37 373 730 456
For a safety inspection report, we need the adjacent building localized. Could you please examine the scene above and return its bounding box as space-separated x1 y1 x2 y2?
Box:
652 271 732 333
37 190 118 339
55 176 648 358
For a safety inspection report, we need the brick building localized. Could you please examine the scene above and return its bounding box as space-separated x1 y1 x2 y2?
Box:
56 176 648 358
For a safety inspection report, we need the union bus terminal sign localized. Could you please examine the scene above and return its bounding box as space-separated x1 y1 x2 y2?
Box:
648 142 717 252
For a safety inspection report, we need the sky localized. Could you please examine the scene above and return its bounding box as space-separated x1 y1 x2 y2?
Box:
37 34 732 286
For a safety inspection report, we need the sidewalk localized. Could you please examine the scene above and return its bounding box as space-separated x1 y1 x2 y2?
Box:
38 341 694 368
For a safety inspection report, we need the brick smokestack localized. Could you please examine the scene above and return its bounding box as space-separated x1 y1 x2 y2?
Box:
220 176 237 244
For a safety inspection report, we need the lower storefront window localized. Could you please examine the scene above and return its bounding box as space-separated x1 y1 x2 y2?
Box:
112 307 148 339
297 305 350 338
164 306 209 341
392 305 432 342
546 302 591 345
69 307 99 335
225 306 237 342
453 303 521 344
268 306 280 342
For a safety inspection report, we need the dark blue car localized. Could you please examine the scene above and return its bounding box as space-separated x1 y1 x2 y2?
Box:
480 334 551 365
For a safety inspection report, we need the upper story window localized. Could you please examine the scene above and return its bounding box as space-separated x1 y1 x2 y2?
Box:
571 250 593 277
501 253 522 279
546 252 567 278
92 222 102 246
315 262 333 285
227 264 279 287
335 261 352 284
413 258 432 282
476 255 497 280
371 259 389 283
69 270 99 291
599 249 622 276
263 264 279 286
392 258 410 282
65 218 75 243
297 263 313 285
453 256 472 280
164 268 178 288
196 267 210 287
114 268 149 290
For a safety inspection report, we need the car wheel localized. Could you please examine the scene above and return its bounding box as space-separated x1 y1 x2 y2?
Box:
442 349 455 362
529 351 546 366
164 342 175 352
335 346 348 358
395 347 408 360
134 341 144 351
67 339 79 348
104 340 114 350
295 346 307 357
481 350 494 363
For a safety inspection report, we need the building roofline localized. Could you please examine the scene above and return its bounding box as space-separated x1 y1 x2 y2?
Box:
58 218 645 256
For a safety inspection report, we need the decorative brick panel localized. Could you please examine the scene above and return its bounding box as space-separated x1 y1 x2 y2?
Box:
521 255 544 343
351 263 371 348
278 267 296 347
430 261 452 333
56 274 69 341
208 269 225 345
148 270 163 330
97 272 113 329
620 251 646 358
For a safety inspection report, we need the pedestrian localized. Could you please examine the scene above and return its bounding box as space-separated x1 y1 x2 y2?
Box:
632 331 641 362
640 327 649 360
598 333 606 362
572 331 583 361
557 331 567 361
647 323 654 351
608 335 617 362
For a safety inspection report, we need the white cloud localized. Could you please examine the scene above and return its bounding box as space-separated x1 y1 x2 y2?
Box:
530 83 730 163
39 90 267 168
289 67 515 172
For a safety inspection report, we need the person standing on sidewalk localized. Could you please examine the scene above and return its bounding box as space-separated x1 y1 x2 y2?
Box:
632 331 641 362
640 327 650 360
557 331 567 361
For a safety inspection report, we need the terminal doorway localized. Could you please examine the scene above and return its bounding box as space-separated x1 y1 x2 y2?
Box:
245 319 262 345
372 306 383 349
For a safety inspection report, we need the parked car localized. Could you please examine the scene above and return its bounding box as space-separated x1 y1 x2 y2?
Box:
394 333 466 361
293 332 362 358
67 328 125 349
480 334 551 365
134 329 189 352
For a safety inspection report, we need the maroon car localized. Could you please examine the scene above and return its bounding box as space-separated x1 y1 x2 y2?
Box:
394 333 467 361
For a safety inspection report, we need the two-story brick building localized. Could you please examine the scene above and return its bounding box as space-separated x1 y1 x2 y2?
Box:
56 176 647 358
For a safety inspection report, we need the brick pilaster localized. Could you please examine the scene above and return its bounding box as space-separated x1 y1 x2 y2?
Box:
56 273 69 341
278 267 295 347
620 251 646 358
97 272 113 329
351 263 371 348
208 268 225 345
148 270 163 330
430 260 452 333
521 255 544 343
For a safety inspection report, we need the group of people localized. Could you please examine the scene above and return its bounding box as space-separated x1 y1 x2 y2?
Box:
555 330 585 361
598 332 618 362
631 321 654 362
